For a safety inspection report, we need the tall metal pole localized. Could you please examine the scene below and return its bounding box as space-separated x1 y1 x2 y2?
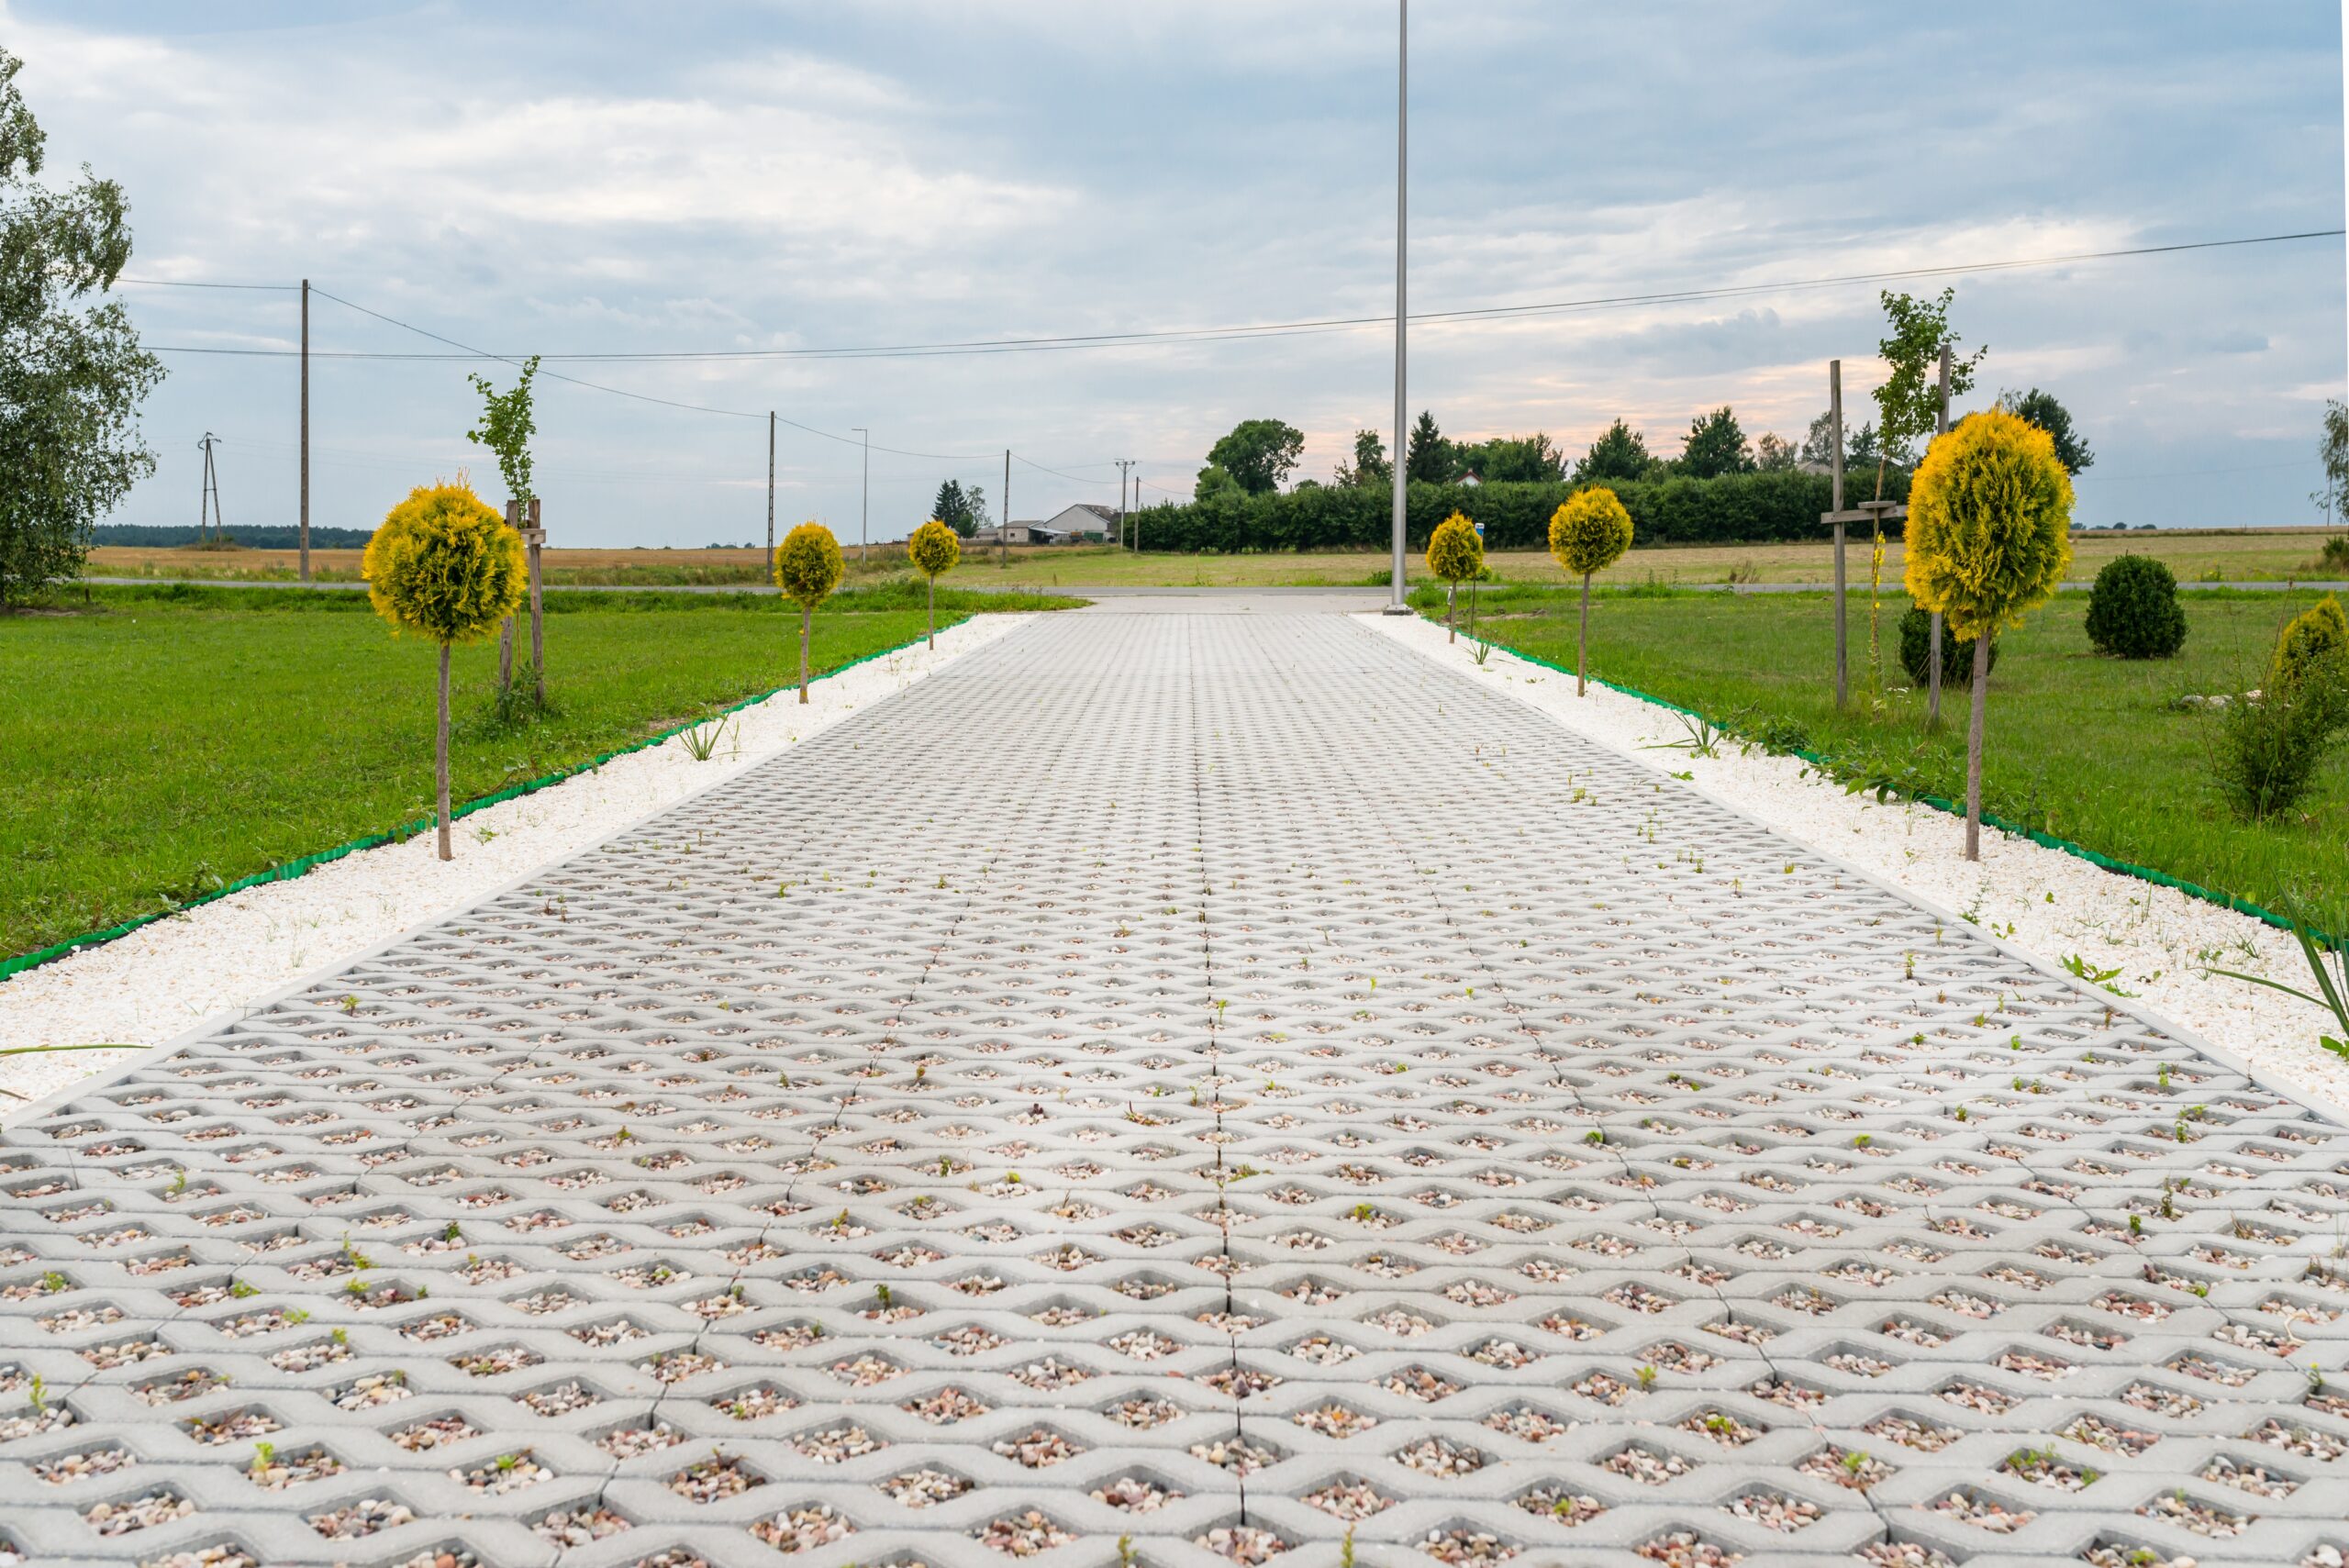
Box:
1001 449 1010 569
1118 460 1132 549
299 279 310 582
1383 0 1411 615
766 412 775 563
852 427 869 562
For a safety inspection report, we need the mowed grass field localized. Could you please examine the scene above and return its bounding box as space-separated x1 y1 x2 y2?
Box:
1426 584 2348 912
90 525 2345 591
0 584 1076 961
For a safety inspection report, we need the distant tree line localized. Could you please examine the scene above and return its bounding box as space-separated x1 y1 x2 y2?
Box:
1160 383 2090 552
1135 470 1911 555
1192 390 2089 506
94 523 377 550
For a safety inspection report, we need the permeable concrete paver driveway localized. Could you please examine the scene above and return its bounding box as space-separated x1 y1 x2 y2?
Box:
2 606 2343 1568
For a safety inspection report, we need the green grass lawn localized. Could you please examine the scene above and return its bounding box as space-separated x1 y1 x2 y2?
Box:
1 583 1077 961
1422 584 2349 912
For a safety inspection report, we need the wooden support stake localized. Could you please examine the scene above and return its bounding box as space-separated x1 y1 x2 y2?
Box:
526 497 546 706
498 499 518 690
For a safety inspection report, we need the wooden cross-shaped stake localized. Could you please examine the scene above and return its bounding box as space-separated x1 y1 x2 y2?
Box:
1824 357 1931 711
506 498 548 706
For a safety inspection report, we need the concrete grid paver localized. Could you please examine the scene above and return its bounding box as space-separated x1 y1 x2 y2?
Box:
1 607 2344 1568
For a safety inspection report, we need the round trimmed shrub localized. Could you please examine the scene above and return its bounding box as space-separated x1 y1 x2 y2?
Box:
1548 486 1634 695
1425 511 1483 582
364 480 525 645
907 518 962 650
1425 511 1483 641
2270 593 2347 696
1904 407 2073 861
1898 605 1996 688
2084 554 2187 659
775 521 843 703
907 517 962 580
362 479 527 862
1548 487 1634 576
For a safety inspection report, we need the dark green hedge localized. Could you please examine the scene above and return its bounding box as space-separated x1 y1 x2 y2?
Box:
1128 469 1912 554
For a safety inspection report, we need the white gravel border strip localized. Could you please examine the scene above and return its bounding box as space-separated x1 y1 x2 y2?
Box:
1367 610 2349 1124
0 613 1038 1114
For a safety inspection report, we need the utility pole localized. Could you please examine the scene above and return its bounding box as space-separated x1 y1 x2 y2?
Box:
852 428 869 563
1928 342 1952 728
299 278 310 582
1001 449 1010 569
1830 361 1846 709
766 412 775 564
1383 0 1411 616
1117 459 1133 550
197 431 223 545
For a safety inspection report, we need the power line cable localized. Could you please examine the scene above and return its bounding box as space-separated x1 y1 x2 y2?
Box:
117 277 299 291
309 286 768 426
136 226 2343 365
306 286 1010 462
1012 451 1120 486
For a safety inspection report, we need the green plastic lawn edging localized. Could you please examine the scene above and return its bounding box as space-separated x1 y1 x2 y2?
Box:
0 628 947 983
1429 611 2308 941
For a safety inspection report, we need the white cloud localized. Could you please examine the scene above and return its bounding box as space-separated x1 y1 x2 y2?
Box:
1 0 2335 537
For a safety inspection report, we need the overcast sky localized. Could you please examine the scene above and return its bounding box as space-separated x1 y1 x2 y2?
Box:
14 0 2346 545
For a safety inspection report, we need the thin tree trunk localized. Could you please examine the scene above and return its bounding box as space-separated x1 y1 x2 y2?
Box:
496 616 513 691
1446 581 1456 642
1927 611 1943 726
1577 573 1592 696
798 606 811 703
926 575 936 651
1965 630 1989 862
436 642 452 862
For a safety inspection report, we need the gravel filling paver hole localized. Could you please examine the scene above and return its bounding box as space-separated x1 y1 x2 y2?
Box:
670 1452 762 1501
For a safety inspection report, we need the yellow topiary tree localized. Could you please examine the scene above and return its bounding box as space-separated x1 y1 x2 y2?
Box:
775 520 843 704
1424 511 1484 643
906 517 963 651
363 479 527 862
1904 408 2074 861
1548 487 1634 695
2270 594 2347 697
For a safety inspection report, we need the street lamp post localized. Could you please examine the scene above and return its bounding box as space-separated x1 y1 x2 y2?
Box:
852 428 869 563
1383 0 1411 615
